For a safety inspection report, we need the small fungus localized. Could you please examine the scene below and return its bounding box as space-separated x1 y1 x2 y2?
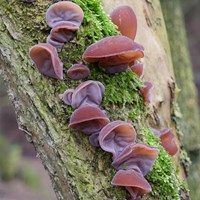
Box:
82 36 144 74
110 5 137 40
129 61 145 78
29 43 63 79
67 64 90 80
62 89 75 105
62 80 105 109
140 81 153 103
47 23 78 48
151 128 178 156
111 169 152 200
99 121 136 160
112 143 159 176
46 1 84 28
69 105 110 134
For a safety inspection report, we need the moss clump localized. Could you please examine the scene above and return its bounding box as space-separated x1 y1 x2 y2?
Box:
140 128 181 200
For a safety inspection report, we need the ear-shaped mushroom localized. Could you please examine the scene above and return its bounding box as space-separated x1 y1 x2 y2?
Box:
112 143 159 176
99 121 137 160
67 64 90 80
110 5 137 40
112 169 151 199
69 105 110 134
61 89 75 105
129 61 145 78
89 131 100 147
46 1 84 28
151 128 178 156
63 80 105 109
82 36 144 74
47 23 78 48
29 43 63 79
140 81 153 103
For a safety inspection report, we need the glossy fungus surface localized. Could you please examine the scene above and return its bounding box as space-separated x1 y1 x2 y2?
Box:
112 169 152 199
46 1 84 28
69 105 110 134
112 143 159 176
29 43 63 79
110 5 137 40
151 128 178 156
82 36 144 73
67 64 90 80
99 121 137 159
130 62 145 78
140 81 153 103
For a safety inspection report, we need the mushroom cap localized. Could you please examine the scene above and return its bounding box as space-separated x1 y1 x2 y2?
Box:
101 63 129 74
140 81 153 103
129 61 145 78
82 36 144 66
62 89 75 105
89 131 100 147
112 169 151 198
47 35 64 48
99 120 137 160
70 80 105 109
112 143 159 176
29 43 63 79
69 105 110 134
151 128 178 156
67 64 90 80
46 1 84 28
110 5 137 40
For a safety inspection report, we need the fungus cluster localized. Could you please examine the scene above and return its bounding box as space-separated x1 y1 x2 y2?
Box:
29 2 179 199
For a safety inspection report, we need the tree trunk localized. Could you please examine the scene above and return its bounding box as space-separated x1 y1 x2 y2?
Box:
0 0 190 199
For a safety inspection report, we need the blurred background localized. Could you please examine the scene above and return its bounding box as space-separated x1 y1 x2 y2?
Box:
0 0 200 199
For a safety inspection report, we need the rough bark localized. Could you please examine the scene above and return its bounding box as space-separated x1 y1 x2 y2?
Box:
161 0 200 199
0 0 189 199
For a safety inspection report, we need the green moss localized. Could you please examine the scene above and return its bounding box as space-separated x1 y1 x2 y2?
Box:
140 128 181 200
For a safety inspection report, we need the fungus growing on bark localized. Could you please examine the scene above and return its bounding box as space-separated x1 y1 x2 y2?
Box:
29 43 63 79
47 23 78 48
61 89 75 105
99 121 137 160
82 36 144 73
110 5 137 40
67 64 90 80
46 1 84 28
112 169 152 200
112 143 159 176
140 81 153 103
151 128 178 156
129 61 145 78
62 80 105 109
69 105 110 134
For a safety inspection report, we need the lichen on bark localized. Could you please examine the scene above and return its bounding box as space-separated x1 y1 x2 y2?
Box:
0 0 188 199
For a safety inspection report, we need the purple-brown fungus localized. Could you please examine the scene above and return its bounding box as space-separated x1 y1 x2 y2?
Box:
129 61 145 78
140 81 153 103
29 43 63 79
110 5 137 40
82 36 144 74
46 1 84 28
62 80 105 109
112 143 159 176
99 121 137 160
112 169 152 200
67 64 90 80
151 128 178 156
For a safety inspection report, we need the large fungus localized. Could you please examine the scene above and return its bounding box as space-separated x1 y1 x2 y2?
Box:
112 143 159 176
110 5 137 40
62 80 105 109
99 121 136 160
69 105 110 134
112 169 152 200
67 64 90 80
46 1 84 28
47 23 78 48
82 36 144 74
29 43 63 79
140 81 153 103
151 128 178 156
